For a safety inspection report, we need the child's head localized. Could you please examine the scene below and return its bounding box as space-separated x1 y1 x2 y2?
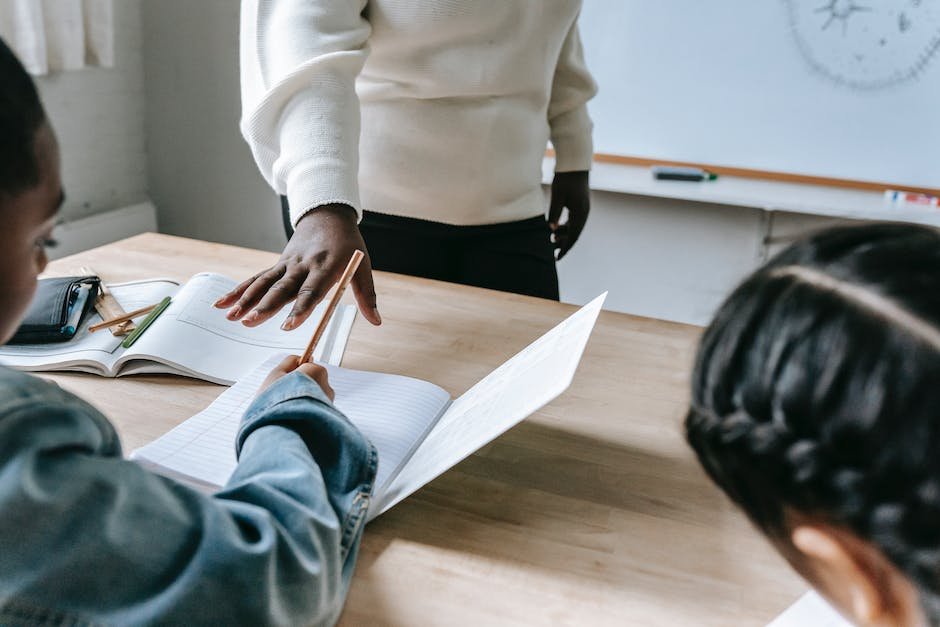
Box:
685 223 940 627
0 38 62 343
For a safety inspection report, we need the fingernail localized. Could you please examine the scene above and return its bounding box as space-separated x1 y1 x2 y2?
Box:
213 298 225 308
242 312 259 325
281 316 294 331
227 306 242 320
373 308 382 324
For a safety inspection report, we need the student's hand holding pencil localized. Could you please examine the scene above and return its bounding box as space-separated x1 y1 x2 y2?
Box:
214 205 381 330
259 355 334 400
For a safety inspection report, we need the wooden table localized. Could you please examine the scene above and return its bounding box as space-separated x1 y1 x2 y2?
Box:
45 233 806 626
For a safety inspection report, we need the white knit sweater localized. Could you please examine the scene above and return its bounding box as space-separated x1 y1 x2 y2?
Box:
240 0 597 227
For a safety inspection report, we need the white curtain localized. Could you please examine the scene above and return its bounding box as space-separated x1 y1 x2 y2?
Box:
0 0 113 75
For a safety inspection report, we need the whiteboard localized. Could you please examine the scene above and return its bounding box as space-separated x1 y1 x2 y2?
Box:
578 0 940 189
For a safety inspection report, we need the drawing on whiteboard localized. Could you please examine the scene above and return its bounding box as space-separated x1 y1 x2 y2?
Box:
816 0 871 34
784 0 940 89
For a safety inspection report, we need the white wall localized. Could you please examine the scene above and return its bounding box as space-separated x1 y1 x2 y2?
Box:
557 192 763 324
142 0 285 253
33 0 148 223
556 193 860 325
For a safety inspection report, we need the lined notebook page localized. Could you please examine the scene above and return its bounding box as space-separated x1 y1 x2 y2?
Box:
129 356 272 487
123 273 357 384
376 293 606 515
320 365 451 495
131 355 451 500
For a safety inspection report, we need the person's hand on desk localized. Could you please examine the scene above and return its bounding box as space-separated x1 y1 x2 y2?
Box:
215 203 382 329
259 355 334 400
548 170 590 260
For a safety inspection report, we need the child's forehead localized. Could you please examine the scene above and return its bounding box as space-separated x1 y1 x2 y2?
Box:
1 176 63 230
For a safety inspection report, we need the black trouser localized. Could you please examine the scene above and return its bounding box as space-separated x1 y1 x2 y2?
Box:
281 197 559 300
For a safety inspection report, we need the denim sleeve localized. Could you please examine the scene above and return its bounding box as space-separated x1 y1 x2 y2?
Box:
0 369 377 627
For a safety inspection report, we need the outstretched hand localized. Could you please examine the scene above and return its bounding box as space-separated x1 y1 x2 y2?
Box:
214 204 382 330
548 170 590 260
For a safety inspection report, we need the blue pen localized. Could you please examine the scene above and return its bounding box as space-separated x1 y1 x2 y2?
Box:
63 284 92 335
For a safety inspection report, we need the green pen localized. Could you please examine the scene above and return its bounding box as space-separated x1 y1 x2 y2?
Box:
120 296 172 349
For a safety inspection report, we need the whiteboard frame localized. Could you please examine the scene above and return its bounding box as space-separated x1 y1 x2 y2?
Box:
543 156 940 228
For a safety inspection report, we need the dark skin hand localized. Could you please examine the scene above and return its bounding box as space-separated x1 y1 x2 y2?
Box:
258 355 334 400
214 203 382 330
548 170 590 260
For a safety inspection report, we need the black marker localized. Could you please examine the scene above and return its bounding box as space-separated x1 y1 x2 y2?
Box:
651 166 718 182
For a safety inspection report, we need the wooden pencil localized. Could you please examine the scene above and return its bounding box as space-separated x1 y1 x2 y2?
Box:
80 265 135 335
300 250 365 363
88 302 158 333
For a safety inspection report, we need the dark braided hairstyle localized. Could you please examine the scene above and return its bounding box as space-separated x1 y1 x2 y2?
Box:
0 37 47 198
685 223 940 623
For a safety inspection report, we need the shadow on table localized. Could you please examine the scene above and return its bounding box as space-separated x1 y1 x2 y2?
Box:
350 419 787 617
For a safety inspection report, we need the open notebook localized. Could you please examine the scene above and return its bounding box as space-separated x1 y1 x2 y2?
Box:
0 273 356 385
132 293 606 519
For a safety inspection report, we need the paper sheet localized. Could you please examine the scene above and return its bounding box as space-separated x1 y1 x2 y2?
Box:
767 592 852 627
375 293 607 514
133 294 607 521
130 356 275 488
131 355 451 497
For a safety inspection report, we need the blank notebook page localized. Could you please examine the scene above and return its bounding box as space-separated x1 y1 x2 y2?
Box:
131 354 451 495
766 592 851 627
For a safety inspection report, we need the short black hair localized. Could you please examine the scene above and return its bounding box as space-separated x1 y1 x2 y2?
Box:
685 223 940 623
0 37 46 197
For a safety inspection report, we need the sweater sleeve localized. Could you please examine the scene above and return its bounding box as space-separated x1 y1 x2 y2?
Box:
240 0 370 226
547 16 598 173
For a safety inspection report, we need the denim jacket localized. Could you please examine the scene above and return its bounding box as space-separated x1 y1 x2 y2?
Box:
0 366 377 626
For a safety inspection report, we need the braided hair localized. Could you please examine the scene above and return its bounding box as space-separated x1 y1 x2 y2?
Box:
685 223 940 623
0 37 46 198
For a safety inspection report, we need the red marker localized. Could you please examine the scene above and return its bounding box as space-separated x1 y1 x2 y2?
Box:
884 190 940 209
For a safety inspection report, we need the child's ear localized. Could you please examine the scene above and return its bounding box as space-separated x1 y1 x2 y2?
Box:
791 525 923 627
